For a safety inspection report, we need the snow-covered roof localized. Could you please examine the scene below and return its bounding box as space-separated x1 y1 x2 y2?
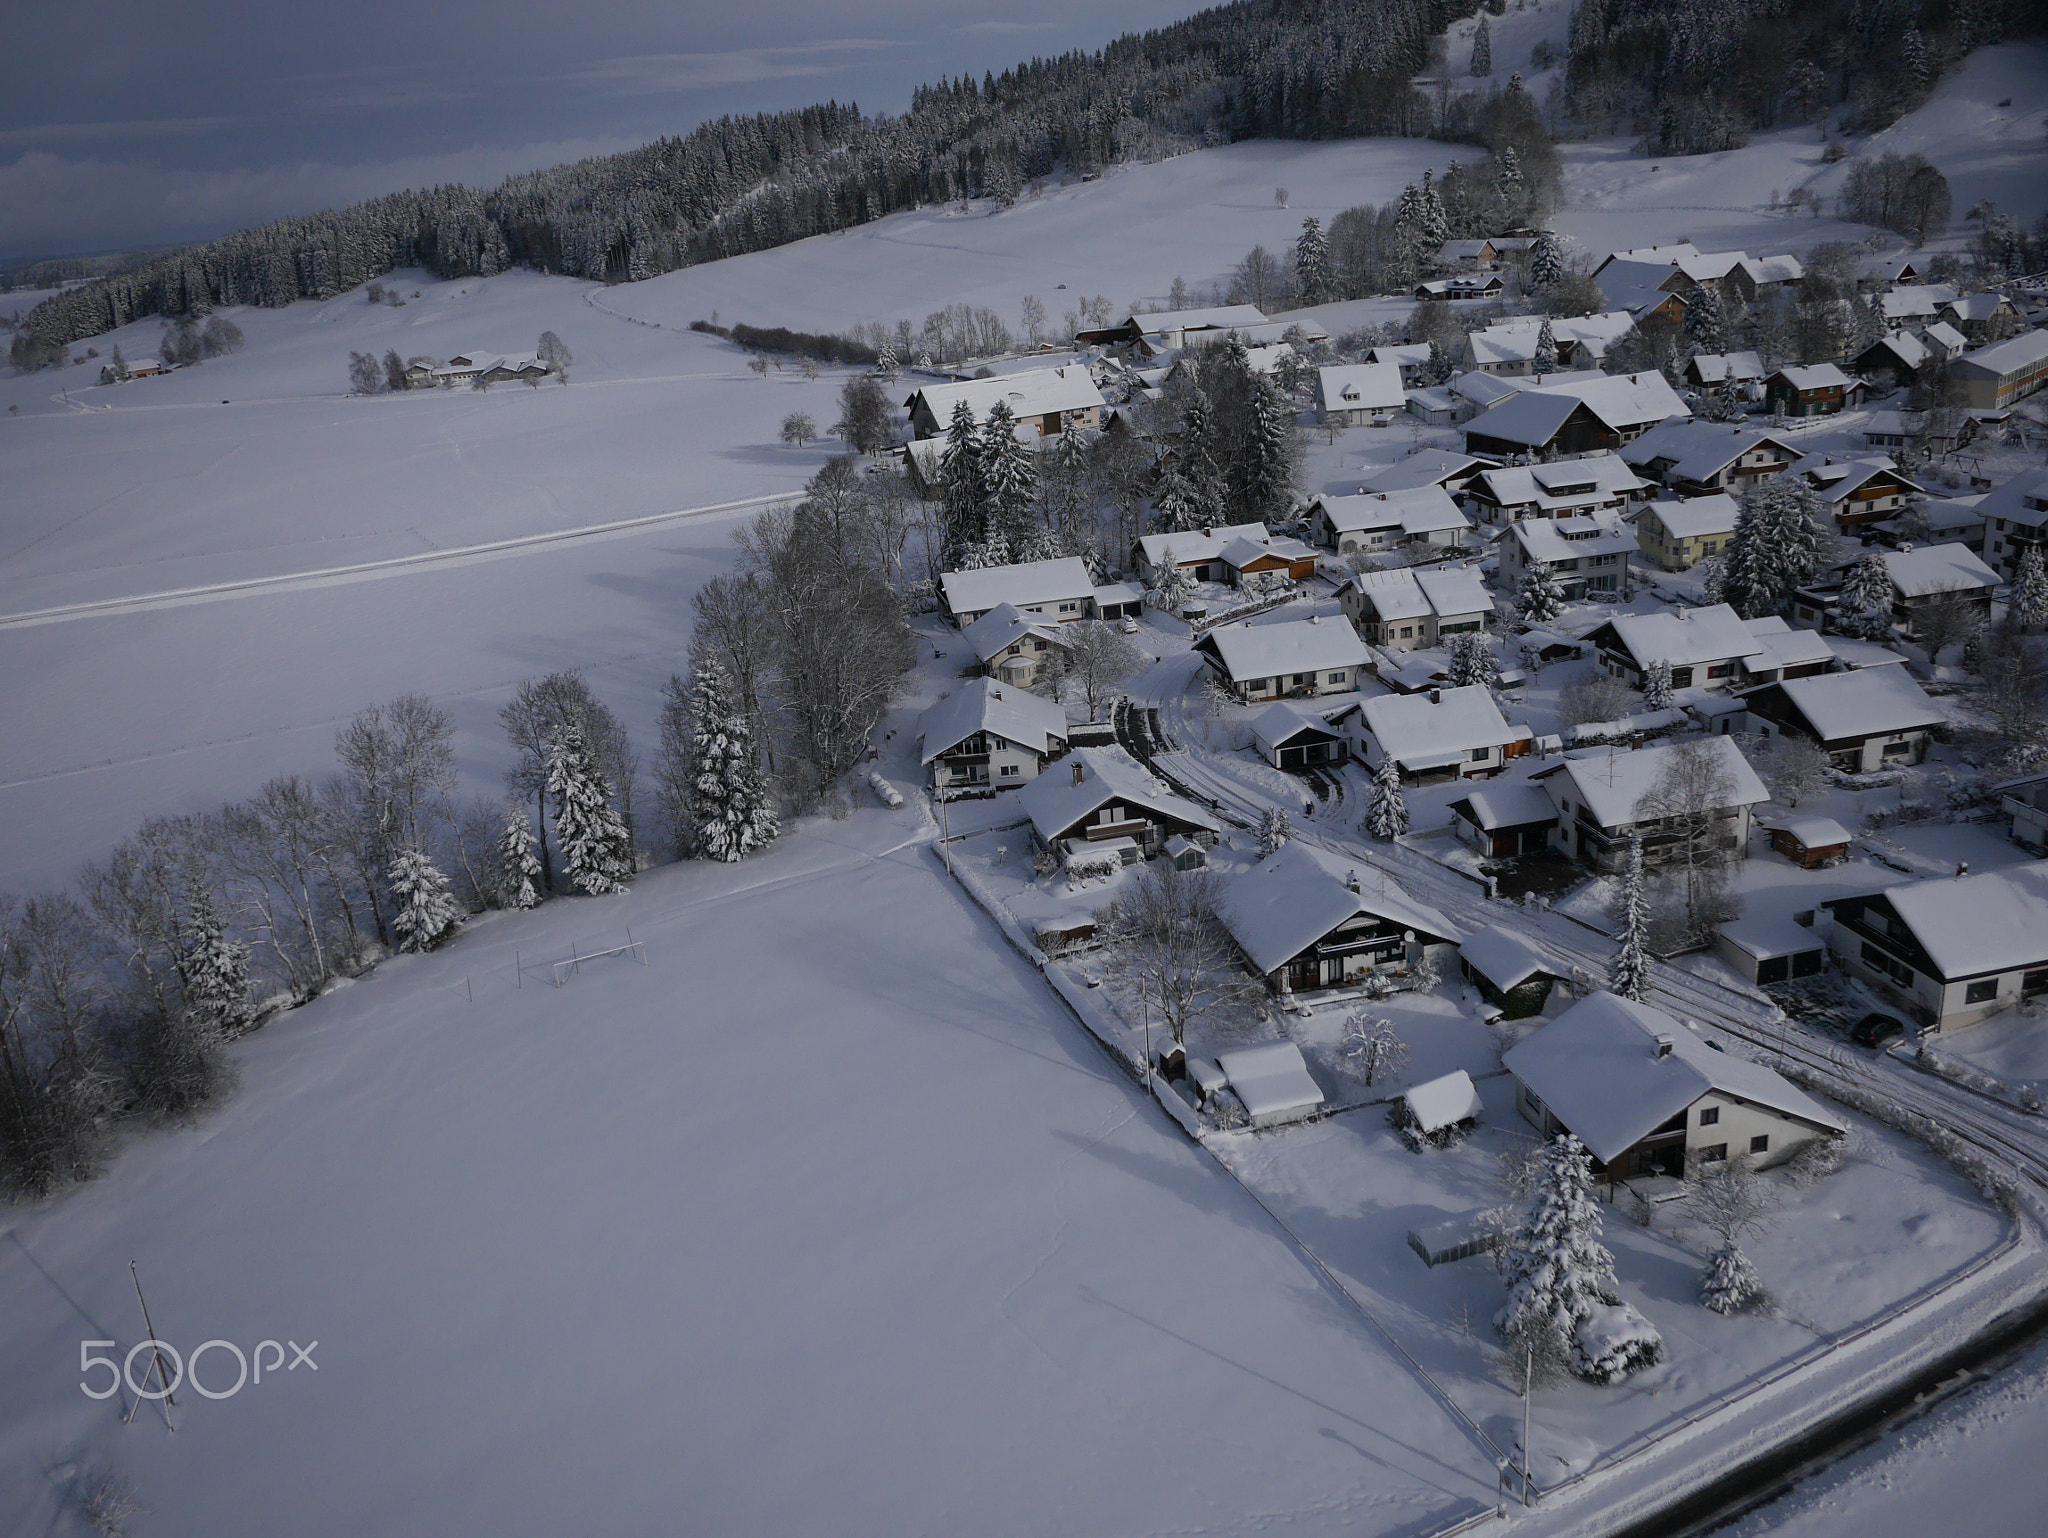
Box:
1214 1041 1324 1122
1313 486 1469 537
1543 736 1769 829
1503 514 1637 565
1750 668 1944 741
1647 494 1739 538
1826 637 1911 671
1956 328 2048 381
1741 254 1804 285
1599 603 1763 668
1944 293 2011 322
1596 258 1689 317
1121 303 1269 335
1198 616 1370 682
1315 362 1406 412
1688 350 1766 384
1250 701 1342 756
1758 815 1853 849
1874 861 2048 978
1673 249 1749 282
1471 453 1645 511
917 677 1070 763
1975 468 2048 533
1470 372 1689 443
1414 567 1492 618
940 556 1096 617
1220 533 1314 569
1455 783 1557 830
1716 915 1832 961
1015 745 1221 841
1360 449 1491 493
1220 841 1460 975
1602 242 1701 266
1457 926 1559 993
1622 419 1795 482
1741 614 1834 673
1093 580 1145 605
1360 685 1527 769
1873 542 2000 597
1136 522 1270 567
1367 342 1433 369
1453 367 1608 410
1403 1070 1484 1134
1346 565 1491 621
1923 320 1967 353
1771 363 1855 392
1504 992 1847 1163
960 602 1070 664
1863 331 1931 371
908 366 1105 423
1879 284 1959 321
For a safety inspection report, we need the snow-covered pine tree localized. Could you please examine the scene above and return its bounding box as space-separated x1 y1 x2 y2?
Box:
1701 1242 1764 1315
1446 632 1499 690
941 397 985 546
1717 479 1833 619
2008 544 2048 631
1241 379 1297 521
1611 836 1652 1000
1151 457 1205 532
979 398 1037 540
1528 231 1563 293
180 889 252 1036
1836 550 1898 639
1517 562 1568 623
1495 1133 1620 1376
389 846 462 952
1364 754 1410 839
1494 145 1524 221
876 338 899 379
1683 286 1726 355
1416 169 1448 252
1293 217 1335 307
1175 385 1227 524
1422 336 1454 386
689 662 780 862
497 802 543 908
1471 16 1492 76
1258 806 1295 856
1642 659 1674 710
1532 317 1557 376
1147 551 1195 613
547 726 635 895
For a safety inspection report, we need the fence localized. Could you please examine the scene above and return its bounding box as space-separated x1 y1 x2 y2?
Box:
512 931 647 990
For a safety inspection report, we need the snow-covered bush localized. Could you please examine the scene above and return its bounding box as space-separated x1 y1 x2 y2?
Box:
1699 1243 1764 1315
1573 1300 1665 1382
1779 1131 1849 1188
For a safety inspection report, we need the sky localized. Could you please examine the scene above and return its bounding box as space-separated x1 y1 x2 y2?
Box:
0 0 1204 263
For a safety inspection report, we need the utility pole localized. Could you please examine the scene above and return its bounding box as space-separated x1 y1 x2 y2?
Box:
126 1260 177 1430
1523 1339 1535 1504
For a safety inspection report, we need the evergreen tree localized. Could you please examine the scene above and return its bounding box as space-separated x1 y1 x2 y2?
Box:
1416 170 1449 252
547 726 634 895
978 399 1038 542
1421 336 1455 387
1364 754 1410 839
1642 659 1674 710
1293 217 1335 307
1446 632 1498 690
1517 562 1568 624
689 663 781 862
1175 384 1226 525
497 802 543 908
1258 806 1295 856
1532 318 1557 377
389 847 462 952
1495 1133 1620 1373
1151 457 1206 532
1494 145 1524 221
1836 551 1898 639
179 889 252 1036
1701 1242 1764 1315
1611 836 1652 1001
941 398 985 548
1528 231 1564 293
1471 17 1493 76
1146 552 1196 613
2008 545 2048 631
1683 286 1726 355
1717 480 1833 619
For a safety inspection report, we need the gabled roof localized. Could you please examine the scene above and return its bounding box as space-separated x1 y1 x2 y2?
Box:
1136 522 1270 568
1015 745 1221 841
1596 259 1693 319
1313 485 1470 538
1688 350 1766 384
1315 362 1406 412
1746 667 1943 741
1404 1069 1484 1134
908 366 1105 423
1455 783 1558 830
1471 452 1646 510
1923 320 1968 353
1122 303 1269 335
1454 367 1607 410
1464 389 1587 447
1367 342 1433 368
1214 1041 1324 1122
1622 419 1797 482
1943 293 2012 322
1458 925 1561 992
1220 533 1315 569
1250 701 1344 756
1741 613 1834 672
1975 467 2048 532
960 602 1071 665
1346 565 1490 620
1645 494 1739 539
1879 284 1960 321
1597 602 1763 668
1541 736 1768 829
1360 685 1528 769
1415 566 1493 618
1360 449 1492 493
1599 242 1701 269
1868 861 2048 978
1770 363 1855 391
1197 616 1370 681
917 678 1071 764
940 556 1097 616
1870 542 1999 596
1505 992 1846 1162
1503 513 1638 564
1741 254 1804 285
1220 841 1460 975
1860 330 1930 371
1791 453 1924 504
1472 372 1689 442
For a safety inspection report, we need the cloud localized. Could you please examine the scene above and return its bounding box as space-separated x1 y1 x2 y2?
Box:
565 39 899 94
955 21 1063 35
0 116 251 148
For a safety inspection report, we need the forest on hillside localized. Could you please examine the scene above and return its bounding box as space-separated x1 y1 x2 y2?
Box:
17 0 2047 353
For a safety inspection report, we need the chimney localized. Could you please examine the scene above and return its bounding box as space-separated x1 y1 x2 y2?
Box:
991 688 1002 700
1072 761 1085 786
1653 1035 1675 1059
1310 613 1320 624
1345 869 1361 893
1957 860 1969 878
1429 687 1441 704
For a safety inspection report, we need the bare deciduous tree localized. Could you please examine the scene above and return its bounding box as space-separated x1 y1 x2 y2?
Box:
1634 740 1745 951
1061 620 1146 721
1095 864 1256 1048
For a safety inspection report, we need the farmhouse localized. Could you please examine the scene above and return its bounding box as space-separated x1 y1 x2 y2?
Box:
1622 421 1801 495
1350 685 1533 781
940 557 1097 628
1764 364 1866 418
1682 351 1766 391
1463 454 1646 525
1821 862 2048 1030
917 679 1070 792
1220 842 1461 994
1952 328 2048 410
1194 616 1369 701
1977 467 2048 580
1133 522 1271 584
1016 746 1221 857
1738 667 1945 773
1531 737 1769 874
1076 303 1269 349
1789 543 1999 637
1506 992 1846 1178
1594 258 1695 324
1338 566 1492 649
1463 373 1688 459
1785 454 1925 531
1879 284 1959 325
960 603 1073 686
1585 603 1762 690
1313 362 1407 426
1307 487 1470 555
904 367 1106 440
1492 514 1635 600
1249 703 1350 772
1634 495 1738 570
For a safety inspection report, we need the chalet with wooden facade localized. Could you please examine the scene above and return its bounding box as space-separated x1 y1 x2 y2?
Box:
1194 616 1369 701
1622 421 1800 496
905 367 1105 440
1218 532 1318 587
1764 364 1866 418
1681 351 1766 391
1449 783 1559 859
1016 746 1221 859
917 679 1071 792
1132 523 1270 585
1785 455 1925 532
1463 373 1688 460
1821 862 2048 1030
1585 603 1762 690
1220 842 1461 995
1739 666 1944 774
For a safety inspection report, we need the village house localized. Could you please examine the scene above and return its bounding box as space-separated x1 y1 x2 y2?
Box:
1076 303 1268 350
1462 454 1646 526
1505 992 1846 1180
1417 272 1506 300
1738 668 1945 773
1194 615 1369 701
1879 284 1959 326
1132 522 1271 585
99 356 168 383
1249 702 1350 772
1348 684 1533 781
1764 364 1867 418
1584 603 1763 690
1784 454 1926 532
1859 256 1923 288
1220 842 1461 995
1952 328 2048 410
1366 342 1436 387
1634 494 1738 570
1941 292 2021 342
1923 320 1969 361
1313 362 1407 426
1169 318 1327 356
1593 257 1696 325
1338 566 1492 650
959 603 1073 686
1307 487 1470 556
479 355 549 385
1995 769 2048 855
939 557 1097 628
1463 373 1689 460
1016 746 1222 860
904 367 1106 440
1452 368 1607 421
1531 736 1769 875
1457 926 1567 1018
1218 531 1319 588
1978 467 2048 580
1820 862 2048 1030
1622 420 1801 496
1737 615 1837 686
1788 543 2000 638
916 678 1071 792
1869 495 1987 551
1360 448 1496 496
1436 236 1533 269
1853 330 1941 388
1492 514 1636 601
1682 350 1766 392
1862 410 1974 458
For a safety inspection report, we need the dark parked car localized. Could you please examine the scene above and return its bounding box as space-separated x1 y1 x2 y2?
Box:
1851 1012 1905 1048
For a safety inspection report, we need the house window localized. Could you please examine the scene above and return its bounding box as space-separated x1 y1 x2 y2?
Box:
1706 663 1735 679
1058 602 1078 613
1860 942 1913 987
1469 747 1490 761
1750 1134 1770 1155
1000 764 1020 778
1698 1143 1729 1163
1327 671 1346 683
1965 979 1999 1004
1698 1106 1720 1126
1669 666 1695 688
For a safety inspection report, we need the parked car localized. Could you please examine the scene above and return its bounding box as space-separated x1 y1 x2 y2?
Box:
1850 1012 1904 1048
1118 616 1140 635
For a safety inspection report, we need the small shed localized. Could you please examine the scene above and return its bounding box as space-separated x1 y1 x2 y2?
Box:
1399 1070 1485 1144
1163 834 1207 872
1092 581 1146 620
1763 816 1853 869
1215 1042 1325 1129
1713 917 1829 986
1250 703 1350 772
1448 784 1557 859
1458 926 1564 1018
1406 1210 1506 1268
